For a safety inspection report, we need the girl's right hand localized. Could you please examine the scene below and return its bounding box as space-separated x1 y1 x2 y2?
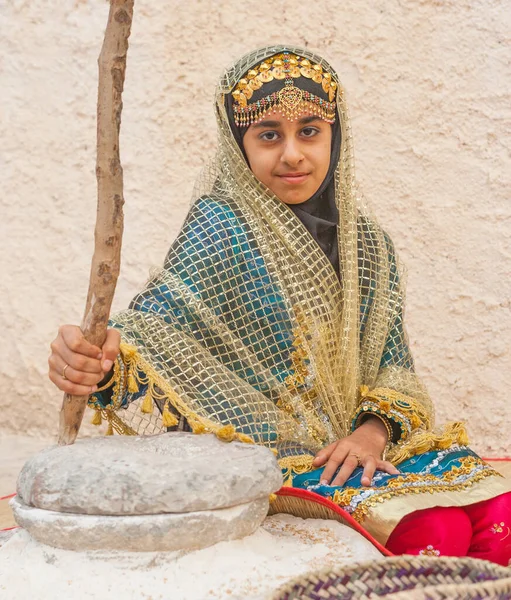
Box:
48 325 121 396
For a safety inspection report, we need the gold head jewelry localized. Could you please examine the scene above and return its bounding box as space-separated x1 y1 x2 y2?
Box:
232 52 338 127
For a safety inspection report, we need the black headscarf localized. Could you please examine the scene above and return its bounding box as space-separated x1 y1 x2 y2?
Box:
225 67 341 277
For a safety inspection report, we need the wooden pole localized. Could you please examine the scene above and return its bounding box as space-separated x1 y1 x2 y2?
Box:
58 0 134 445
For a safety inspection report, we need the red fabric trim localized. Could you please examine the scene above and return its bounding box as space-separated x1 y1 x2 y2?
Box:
276 487 393 556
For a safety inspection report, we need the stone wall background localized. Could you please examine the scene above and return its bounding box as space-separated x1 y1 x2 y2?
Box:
1 0 510 454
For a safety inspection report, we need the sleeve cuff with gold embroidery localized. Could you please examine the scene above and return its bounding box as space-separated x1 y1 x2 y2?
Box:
351 386 432 444
88 356 127 410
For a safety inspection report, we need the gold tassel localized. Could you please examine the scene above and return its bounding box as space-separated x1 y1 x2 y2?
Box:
189 418 207 435
388 422 469 465
454 422 469 446
121 344 138 360
282 471 294 487
437 437 453 450
127 372 139 394
269 493 278 503
162 401 179 428
106 420 114 436
141 392 154 414
216 424 236 442
278 454 315 475
91 410 102 426
276 455 317 488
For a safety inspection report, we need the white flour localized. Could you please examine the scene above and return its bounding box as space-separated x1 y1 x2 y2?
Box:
0 514 381 600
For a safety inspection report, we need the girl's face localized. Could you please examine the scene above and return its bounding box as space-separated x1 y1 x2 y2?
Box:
242 113 332 205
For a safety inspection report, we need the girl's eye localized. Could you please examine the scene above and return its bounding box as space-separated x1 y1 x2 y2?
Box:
301 127 319 138
259 131 279 142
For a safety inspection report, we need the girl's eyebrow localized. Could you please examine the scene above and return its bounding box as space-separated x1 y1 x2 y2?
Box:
252 120 281 129
252 115 322 129
299 116 321 125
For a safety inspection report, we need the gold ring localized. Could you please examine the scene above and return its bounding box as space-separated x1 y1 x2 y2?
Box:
62 364 70 380
350 453 362 467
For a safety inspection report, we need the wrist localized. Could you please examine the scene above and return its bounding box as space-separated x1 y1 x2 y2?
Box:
359 415 389 444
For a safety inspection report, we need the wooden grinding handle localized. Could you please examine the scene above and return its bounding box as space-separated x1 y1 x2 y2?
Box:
58 0 134 445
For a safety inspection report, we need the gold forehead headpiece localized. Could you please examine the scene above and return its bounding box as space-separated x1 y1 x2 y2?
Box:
232 52 338 127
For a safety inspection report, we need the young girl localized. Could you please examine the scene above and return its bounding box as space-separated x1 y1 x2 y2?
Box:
48 45 511 564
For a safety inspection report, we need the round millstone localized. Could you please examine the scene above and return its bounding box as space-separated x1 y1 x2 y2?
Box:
11 496 270 552
17 432 282 516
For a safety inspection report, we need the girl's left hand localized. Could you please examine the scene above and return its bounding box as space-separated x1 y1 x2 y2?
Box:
312 417 400 487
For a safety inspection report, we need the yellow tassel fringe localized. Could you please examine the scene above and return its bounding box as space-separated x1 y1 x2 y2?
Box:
106 421 114 436
91 410 102 426
162 401 179 428
278 454 316 487
127 373 139 394
122 345 139 360
187 417 207 435
141 393 154 414
216 424 237 442
388 421 469 465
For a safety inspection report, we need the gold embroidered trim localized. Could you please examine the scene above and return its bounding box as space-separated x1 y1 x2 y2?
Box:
278 454 316 486
353 386 433 444
331 456 498 523
279 309 328 446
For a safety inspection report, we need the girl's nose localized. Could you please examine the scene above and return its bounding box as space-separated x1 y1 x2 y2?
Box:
280 138 304 166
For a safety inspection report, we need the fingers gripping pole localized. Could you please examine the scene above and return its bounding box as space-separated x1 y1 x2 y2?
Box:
58 0 134 445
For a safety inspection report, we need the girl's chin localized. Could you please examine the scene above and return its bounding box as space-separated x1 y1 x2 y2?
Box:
279 193 313 205
272 183 321 205
267 186 311 205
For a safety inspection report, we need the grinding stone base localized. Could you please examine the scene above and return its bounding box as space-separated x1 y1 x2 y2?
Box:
11 496 269 552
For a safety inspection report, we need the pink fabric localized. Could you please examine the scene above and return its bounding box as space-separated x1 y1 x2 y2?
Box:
386 506 472 557
465 492 511 566
385 492 511 566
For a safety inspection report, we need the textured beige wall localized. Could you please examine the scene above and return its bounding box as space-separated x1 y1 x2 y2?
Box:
1 1 510 454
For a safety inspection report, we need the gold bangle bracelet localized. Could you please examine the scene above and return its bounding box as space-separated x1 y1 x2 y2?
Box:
95 362 118 393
